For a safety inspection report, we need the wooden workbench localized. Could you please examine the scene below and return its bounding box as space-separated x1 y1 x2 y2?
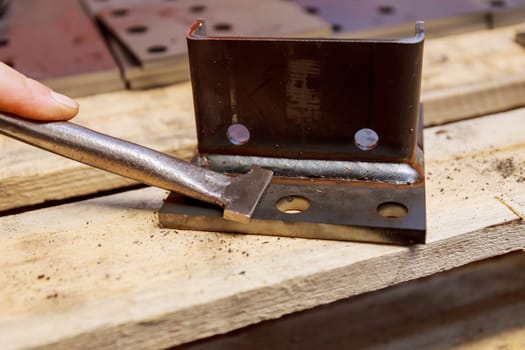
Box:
1 25 524 349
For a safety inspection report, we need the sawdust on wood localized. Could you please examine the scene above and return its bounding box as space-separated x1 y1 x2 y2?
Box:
495 158 516 179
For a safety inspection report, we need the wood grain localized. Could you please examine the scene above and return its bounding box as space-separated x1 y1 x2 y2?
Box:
0 83 196 212
1 108 524 349
1 25 525 212
175 252 525 350
422 24 525 125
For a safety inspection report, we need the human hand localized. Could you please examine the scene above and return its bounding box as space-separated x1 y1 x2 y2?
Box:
0 62 79 120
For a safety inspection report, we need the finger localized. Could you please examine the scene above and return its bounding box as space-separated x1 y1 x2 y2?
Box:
0 62 79 121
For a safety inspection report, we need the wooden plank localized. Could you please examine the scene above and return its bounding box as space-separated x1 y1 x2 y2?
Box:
1 24 525 211
0 83 197 212
422 24 525 125
175 252 525 350
1 108 524 349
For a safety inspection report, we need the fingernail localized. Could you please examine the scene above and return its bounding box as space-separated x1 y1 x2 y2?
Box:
51 91 78 109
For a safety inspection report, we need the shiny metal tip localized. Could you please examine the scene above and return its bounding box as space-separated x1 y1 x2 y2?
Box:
223 166 273 223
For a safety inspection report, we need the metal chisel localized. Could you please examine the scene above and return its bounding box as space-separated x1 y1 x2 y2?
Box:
0 112 273 223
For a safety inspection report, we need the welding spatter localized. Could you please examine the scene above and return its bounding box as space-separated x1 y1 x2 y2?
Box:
0 112 272 223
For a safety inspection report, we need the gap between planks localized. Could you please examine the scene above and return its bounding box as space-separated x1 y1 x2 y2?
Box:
174 252 525 350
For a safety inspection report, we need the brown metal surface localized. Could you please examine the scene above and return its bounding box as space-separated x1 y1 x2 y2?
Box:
85 0 330 89
187 20 424 166
96 3 189 65
0 0 122 97
159 21 426 245
294 0 525 37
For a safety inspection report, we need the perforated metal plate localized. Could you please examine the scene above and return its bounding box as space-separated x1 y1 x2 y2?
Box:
159 21 426 245
0 0 122 97
85 0 331 89
160 180 426 244
294 0 525 37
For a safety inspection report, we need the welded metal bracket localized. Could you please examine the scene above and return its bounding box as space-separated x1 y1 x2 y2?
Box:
159 20 426 245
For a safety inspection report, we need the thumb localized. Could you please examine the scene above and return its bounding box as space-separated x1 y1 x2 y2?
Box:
0 62 79 121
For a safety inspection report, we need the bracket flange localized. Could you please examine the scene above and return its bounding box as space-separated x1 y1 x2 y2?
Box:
159 20 426 244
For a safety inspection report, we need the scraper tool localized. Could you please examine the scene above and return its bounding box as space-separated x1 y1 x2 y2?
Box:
0 112 273 223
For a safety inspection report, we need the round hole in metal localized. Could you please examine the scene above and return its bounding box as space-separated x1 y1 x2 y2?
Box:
127 25 148 34
332 23 343 32
147 45 168 54
377 202 408 218
189 5 206 13
111 9 129 17
354 128 379 151
490 0 506 7
227 123 250 145
214 23 232 31
276 196 311 214
378 5 395 14
304 6 319 15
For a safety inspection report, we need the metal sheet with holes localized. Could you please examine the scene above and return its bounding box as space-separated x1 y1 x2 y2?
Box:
294 0 525 37
0 0 123 97
85 0 332 39
97 5 189 65
159 21 426 245
187 23 424 164
85 0 331 88
160 181 426 245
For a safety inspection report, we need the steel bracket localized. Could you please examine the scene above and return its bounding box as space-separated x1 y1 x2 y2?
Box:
159 20 426 245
